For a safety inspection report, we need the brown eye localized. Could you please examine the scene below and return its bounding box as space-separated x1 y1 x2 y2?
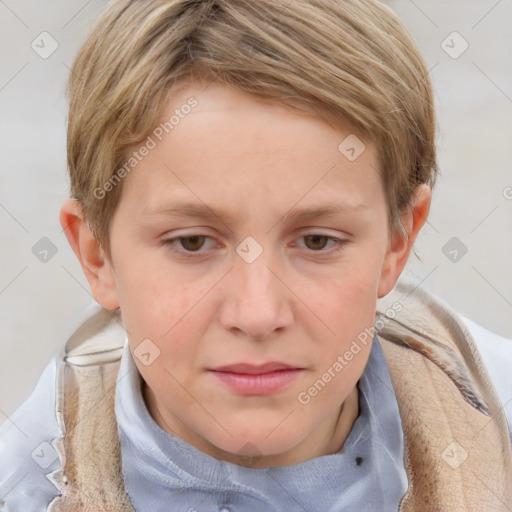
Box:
179 235 206 251
303 234 330 250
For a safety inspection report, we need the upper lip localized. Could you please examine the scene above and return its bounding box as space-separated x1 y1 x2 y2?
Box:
210 362 302 374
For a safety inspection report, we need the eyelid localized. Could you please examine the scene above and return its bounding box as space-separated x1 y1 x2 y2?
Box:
161 233 219 254
160 232 350 261
294 233 349 252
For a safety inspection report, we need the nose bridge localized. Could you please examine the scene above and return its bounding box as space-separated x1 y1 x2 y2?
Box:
219 244 293 339
232 233 274 285
234 248 282 305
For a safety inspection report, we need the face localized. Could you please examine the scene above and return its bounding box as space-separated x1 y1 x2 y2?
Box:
102 80 406 467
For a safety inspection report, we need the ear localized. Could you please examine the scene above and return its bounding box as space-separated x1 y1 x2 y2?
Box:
59 199 120 310
377 184 431 298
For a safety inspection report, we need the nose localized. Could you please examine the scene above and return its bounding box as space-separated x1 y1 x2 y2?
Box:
218 252 294 341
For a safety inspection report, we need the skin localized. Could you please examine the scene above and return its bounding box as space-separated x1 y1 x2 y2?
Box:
61 80 430 468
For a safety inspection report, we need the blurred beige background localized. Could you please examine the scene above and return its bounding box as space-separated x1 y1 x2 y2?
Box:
1 0 511 423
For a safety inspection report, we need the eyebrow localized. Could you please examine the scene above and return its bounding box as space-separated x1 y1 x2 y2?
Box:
141 200 368 225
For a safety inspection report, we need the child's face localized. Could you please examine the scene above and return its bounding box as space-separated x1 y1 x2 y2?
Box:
104 80 407 466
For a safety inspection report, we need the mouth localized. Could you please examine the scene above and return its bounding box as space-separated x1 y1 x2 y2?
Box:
208 362 305 395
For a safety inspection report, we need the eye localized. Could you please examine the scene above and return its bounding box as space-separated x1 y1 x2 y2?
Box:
303 234 331 251
161 232 348 259
162 234 214 256
298 234 346 252
175 235 207 251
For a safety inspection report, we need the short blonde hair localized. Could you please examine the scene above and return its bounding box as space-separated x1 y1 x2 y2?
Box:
67 0 437 258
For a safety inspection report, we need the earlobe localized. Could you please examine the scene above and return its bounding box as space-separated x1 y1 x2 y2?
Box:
59 199 120 310
377 185 431 298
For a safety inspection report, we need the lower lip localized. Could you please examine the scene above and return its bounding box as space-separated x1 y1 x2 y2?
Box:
210 369 303 395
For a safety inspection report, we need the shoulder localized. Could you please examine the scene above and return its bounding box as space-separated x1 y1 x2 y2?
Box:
458 315 512 437
0 303 126 510
0 354 61 510
378 277 512 438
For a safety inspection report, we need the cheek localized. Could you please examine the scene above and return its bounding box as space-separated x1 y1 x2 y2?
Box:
114 249 194 327
301 256 382 390
124 292 208 406
311 257 382 334
116 263 210 366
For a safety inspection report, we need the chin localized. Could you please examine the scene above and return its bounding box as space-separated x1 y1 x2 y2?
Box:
204 423 304 463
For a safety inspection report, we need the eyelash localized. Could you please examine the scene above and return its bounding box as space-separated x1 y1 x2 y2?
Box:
161 234 349 259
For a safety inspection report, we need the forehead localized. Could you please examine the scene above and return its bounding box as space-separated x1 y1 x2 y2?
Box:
116 81 385 225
